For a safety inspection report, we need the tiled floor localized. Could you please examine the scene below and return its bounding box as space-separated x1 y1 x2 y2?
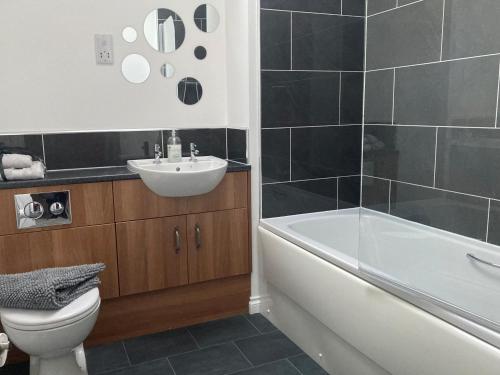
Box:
1 314 329 375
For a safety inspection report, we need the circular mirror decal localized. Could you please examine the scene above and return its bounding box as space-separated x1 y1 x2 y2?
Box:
161 63 175 78
144 9 185 53
121 54 150 84
194 4 220 33
122 27 138 43
177 77 203 105
194 46 207 60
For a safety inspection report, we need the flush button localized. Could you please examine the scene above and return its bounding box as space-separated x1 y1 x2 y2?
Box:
24 202 44 219
49 202 65 216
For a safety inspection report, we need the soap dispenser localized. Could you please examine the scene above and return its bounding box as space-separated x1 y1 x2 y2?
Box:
167 130 182 163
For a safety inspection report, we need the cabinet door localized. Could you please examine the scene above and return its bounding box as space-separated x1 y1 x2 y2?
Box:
116 217 188 296
0 225 119 299
187 209 249 283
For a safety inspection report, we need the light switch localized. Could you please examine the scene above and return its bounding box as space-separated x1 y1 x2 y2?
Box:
95 34 114 65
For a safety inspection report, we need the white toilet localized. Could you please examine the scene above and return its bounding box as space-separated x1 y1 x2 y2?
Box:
0 288 100 375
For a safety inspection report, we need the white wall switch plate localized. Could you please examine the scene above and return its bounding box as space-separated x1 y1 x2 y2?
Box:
95 34 114 65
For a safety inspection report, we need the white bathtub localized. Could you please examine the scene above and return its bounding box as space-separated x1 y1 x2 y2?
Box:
259 208 500 375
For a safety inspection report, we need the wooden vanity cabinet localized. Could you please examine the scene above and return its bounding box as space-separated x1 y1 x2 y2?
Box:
113 171 251 294
116 217 189 296
188 209 250 283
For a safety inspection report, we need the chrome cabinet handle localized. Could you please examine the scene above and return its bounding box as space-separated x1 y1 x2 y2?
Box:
195 224 202 249
467 253 500 269
174 227 181 254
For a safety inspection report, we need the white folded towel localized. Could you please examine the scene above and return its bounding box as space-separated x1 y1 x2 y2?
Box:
0 161 45 181
2 154 33 169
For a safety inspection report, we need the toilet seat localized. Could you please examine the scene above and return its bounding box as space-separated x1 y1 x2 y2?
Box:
0 288 100 331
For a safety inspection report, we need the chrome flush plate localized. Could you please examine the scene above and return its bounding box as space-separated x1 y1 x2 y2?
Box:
15 191 72 229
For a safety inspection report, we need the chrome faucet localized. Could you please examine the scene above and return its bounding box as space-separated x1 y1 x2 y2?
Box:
153 144 162 164
190 143 200 162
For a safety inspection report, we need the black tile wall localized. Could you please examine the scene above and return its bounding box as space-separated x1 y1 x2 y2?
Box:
442 0 500 60
435 128 500 199
262 128 290 183
364 70 394 124
338 176 361 209
262 179 338 219
394 57 499 127
367 0 396 16
366 0 443 70
487 200 500 246
361 176 390 213
2 128 247 171
390 182 489 241
342 0 366 17
292 13 364 71
260 10 291 70
176 128 227 159
363 125 436 186
0 135 44 161
44 131 162 170
261 71 340 128
291 126 362 180
363 0 500 244
227 128 247 163
261 0 341 14
340 73 364 124
260 3 364 218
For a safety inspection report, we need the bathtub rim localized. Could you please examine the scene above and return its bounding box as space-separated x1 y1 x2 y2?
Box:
259 211 500 350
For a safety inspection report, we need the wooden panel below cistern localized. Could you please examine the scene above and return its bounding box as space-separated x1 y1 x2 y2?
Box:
0 224 119 299
0 182 114 236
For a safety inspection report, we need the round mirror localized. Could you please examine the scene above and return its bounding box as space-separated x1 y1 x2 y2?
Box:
178 77 203 105
144 9 185 53
194 4 220 33
194 46 207 60
121 54 150 84
161 63 175 78
122 27 137 43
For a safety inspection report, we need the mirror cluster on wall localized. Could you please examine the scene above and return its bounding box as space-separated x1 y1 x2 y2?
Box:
119 4 220 106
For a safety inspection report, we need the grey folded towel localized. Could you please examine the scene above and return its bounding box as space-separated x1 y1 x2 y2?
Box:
0 264 105 311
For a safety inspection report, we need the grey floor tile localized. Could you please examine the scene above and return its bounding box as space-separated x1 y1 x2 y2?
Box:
245 314 277 334
235 331 303 366
99 358 174 375
231 360 301 375
189 315 260 348
169 342 251 375
86 342 130 375
124 328 198 365
289 354 329 375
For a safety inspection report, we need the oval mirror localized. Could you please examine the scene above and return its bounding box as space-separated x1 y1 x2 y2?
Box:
121 54 150 84
194 46 207 60
161 63 175 78
178 77 203 105
144 9 185 53
122 27 137 43
194 4 220 33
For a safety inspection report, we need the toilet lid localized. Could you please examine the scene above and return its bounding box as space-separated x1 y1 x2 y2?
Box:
0 288 100 331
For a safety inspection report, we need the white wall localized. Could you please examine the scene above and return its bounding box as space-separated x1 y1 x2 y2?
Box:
0 0 250 134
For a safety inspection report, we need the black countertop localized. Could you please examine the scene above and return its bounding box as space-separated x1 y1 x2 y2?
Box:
0 161 251 190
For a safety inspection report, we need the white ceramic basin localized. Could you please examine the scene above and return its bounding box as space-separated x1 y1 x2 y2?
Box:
127 156 228 197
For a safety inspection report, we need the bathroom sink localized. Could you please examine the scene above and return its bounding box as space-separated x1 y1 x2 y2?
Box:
127 156 228 197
